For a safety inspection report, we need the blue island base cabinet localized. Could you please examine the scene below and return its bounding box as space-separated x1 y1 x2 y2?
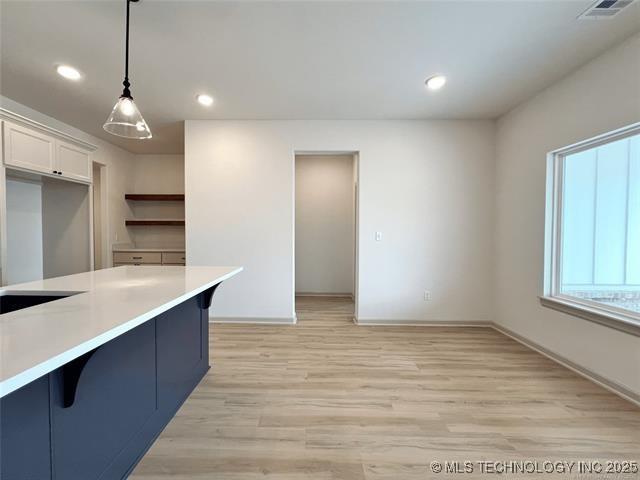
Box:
0 286 217 480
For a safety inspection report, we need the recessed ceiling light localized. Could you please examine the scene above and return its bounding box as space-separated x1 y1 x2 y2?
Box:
196 94 214 106
425 75 447 90
56 65 82 81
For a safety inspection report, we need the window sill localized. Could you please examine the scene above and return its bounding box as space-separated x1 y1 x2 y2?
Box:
540 296 640 337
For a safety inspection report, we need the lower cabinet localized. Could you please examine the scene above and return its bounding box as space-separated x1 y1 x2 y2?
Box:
0 376 51 480
0 292 211 480
157 300 206 410
50 321 156 480
113 250 186 267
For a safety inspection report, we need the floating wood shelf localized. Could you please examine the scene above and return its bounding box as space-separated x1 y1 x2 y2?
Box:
125 220 185 226
125 194 185 201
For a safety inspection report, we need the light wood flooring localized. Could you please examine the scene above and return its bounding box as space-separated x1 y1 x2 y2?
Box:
131 296 640 479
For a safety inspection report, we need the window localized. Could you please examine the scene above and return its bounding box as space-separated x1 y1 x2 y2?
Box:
544 124 640 333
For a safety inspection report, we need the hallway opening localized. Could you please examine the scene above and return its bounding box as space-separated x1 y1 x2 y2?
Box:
294 152 358 320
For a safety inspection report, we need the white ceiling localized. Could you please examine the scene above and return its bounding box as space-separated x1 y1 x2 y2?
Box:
1 0 639 154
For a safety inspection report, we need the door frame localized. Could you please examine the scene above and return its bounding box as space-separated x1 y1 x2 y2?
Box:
0 165 7 286
293 151 360 321
90 161 110 270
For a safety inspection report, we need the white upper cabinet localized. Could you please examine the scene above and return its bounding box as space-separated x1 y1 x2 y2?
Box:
3 121 55 175
56 141 91 183
2 120 93 184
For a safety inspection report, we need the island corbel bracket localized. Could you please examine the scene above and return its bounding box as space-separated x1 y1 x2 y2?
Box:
197 283 221 310
61 347 99 408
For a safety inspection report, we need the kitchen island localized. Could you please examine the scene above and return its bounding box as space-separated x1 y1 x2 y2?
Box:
0 265 241 480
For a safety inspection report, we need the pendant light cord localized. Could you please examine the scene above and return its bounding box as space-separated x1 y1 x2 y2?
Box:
122 0 133 98
125 0 130 81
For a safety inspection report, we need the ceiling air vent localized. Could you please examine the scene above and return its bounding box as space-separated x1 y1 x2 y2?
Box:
578 0 636 19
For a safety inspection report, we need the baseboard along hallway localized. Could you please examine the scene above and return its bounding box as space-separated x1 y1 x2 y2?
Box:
130 297 640 479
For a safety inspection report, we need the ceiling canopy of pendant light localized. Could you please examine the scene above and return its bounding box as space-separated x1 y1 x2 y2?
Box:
103 0 152 140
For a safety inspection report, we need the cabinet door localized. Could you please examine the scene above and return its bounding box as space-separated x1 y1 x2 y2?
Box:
56 141 91 183
0 376 52 480
3 121 56 175
157 296 206 411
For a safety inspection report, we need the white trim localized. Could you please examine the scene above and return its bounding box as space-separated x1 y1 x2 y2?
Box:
544 122 640 333
0 108 97 152
353 152 360 320
549 122 640 157
352 316 639 405
211 315 297 325
540 296 640 336
355 317 491 327
89 183 95 271
206 312 640 404
90 161 109 270
0 165 7 286
292 150 361 320
492 323 640 407
207 310 638 406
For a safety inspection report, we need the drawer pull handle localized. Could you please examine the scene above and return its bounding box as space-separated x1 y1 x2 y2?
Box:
132 256 143 259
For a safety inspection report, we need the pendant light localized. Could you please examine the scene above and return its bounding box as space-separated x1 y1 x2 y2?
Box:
103 0 152 139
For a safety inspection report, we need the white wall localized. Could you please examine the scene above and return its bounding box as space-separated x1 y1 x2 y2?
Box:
1 95 136 267
495 33 640 396
132 155 185 194
295 154 354 295
129 154 185 249
186 120 495 322
42 179 90 278
6 178 43 284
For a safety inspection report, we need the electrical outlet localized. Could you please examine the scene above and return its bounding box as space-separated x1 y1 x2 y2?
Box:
423 290 432 301
375 231 382 241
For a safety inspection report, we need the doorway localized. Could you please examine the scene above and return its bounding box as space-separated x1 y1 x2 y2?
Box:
294 152 359 322
92 162 108 270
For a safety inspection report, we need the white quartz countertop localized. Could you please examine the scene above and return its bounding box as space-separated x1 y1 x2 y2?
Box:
0 266 242 398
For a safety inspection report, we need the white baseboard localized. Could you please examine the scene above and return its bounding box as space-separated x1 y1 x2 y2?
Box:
355 317 491 327
211 315 297 325
210 311 639 406
492 323 640 407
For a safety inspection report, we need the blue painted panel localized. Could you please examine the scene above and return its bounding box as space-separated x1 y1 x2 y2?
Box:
562 149 596 286
0 376 51 480
0 291 213 480
593 138 629 285
51 320 156 480
627 135 640 284
157 296 204 412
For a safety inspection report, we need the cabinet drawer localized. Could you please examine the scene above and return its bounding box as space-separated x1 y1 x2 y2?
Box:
114 263 162 267
113 252 162 264
162 252 186 264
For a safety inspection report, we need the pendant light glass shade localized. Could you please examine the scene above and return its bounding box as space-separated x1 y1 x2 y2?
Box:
103 96 152 139
103 0 151 140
